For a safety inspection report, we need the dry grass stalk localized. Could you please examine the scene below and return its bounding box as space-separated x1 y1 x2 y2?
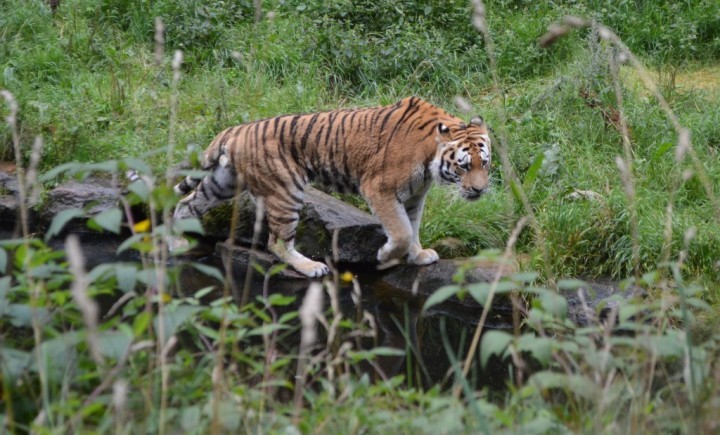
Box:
26 136 44 207
469 0 553 282
154 18 164 67
66 235 104 366
455 216 528 398
1 91 30 238
294 282 324 421
541 16 720 221
608 48 641 276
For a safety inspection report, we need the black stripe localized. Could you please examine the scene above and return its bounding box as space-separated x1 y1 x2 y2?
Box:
301 113 320 150
289 115 301 164
269 214 299 225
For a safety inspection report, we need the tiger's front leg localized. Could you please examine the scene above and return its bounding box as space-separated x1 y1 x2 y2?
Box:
364 191 415 267
405 193 439 265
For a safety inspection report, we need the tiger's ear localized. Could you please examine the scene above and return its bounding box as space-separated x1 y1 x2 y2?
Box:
470 116 484 126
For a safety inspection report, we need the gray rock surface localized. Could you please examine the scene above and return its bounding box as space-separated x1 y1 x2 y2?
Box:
204 187 385 263
42 177 120 221
561 280 645 326
215 242 307 280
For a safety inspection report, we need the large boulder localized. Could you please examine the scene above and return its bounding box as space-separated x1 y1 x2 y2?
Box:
204 187 386 264
41 177 121 221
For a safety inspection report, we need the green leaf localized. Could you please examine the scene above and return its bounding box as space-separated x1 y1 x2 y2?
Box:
174 218 204 235
557 279 586 290
115 264 138 293
509 179 525 204
539 292 568 318
127 179 149 202
122 157 152 176
467 281 517 305
467 283 491 304
40 162 80 181
6 304 50 327
82 161 118 175
523 152 545 190
248 323 290 336
644 332 685 357
278 311 298 324
181 406 202 432
0 248 6 272
527 371 599 400
511 271 538 283
45 208 84 241
153 305 203 344
267 263 288 276
423 285 461 311
88 263 116 283
190 262 223 283
97 329 133 360
117 233 153 253
133 311 151 337
34 333 79 382
0 347 31 380
0 276 10 304
480 330 513 368
653 141 674 159
88 208 122 234
348 347 405 363
267 293 296 307
517 334 552 366
193 286 216 299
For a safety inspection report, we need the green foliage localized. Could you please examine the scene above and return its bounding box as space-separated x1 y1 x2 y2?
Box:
3 0 720 431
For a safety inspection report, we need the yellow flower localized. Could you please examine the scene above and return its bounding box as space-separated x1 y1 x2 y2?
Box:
133 219 151 233
340 271 354 283
159 292 172 304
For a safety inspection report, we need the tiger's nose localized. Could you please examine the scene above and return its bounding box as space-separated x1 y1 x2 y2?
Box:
471 187 487 195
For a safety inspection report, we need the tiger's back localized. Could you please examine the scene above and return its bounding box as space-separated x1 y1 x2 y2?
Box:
173 97 492 278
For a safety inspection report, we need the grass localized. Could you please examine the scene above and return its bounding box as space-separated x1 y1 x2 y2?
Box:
2 0 720 432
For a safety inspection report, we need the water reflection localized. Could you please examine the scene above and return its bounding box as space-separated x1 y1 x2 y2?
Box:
28 232 515 391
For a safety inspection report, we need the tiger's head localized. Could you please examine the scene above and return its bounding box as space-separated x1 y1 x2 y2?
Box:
431 116 492 201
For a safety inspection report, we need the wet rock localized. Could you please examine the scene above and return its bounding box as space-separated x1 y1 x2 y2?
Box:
206 187 385 263
42 177 121 221
0 171 19 195
0 170 30 229
374 259 517 328
215 241 307 280
379 259 515 297
296 188 384 263
560 280 645 326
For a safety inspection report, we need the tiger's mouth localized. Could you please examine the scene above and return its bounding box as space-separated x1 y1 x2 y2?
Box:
461 188 486 201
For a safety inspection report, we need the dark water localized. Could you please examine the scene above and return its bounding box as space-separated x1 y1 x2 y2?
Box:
4 229 514 391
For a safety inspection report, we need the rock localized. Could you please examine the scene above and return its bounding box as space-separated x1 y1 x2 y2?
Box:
41 177 121 224
296 188 384 263
0 170 19 195
205 187 386 264
560 280 645 326
379 258 516 297
215 242 307 280
0 170 32 230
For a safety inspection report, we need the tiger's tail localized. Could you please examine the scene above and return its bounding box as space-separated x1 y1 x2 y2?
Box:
173 134 227 196
172 133 239 222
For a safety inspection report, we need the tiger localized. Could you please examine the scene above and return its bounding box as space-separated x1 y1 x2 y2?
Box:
171 96 492 278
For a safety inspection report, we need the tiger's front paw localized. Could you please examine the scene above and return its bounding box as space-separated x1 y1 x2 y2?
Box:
410 248 439 265
293 259 330 278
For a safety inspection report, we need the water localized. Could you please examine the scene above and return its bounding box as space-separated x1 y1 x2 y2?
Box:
3 229 514 391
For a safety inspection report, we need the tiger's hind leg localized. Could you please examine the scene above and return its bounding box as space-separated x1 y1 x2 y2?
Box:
170 153 240 250
264 192 329 278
